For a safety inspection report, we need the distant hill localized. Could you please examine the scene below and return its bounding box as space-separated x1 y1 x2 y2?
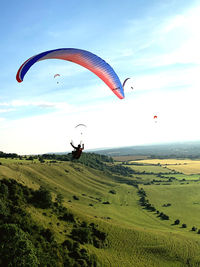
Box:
92 141 200 159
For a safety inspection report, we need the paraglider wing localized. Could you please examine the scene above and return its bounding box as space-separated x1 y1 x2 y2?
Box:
54 73 60 84
122 78 130 88
123 78 134 90
153 115 158 123
16 48 124 99
75 124 87 128
54 74 60 78
75 124 87 136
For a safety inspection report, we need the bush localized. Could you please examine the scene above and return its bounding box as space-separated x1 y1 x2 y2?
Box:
109 190 116 194
59 212 75 223
32 186 52 209
192 226 197 231
62 239 74 251
182 224 187 228
70 223 107 248
161 214 169 220
102 201 110 204
40 228 54 242
71 227 92 244
174 219 180 225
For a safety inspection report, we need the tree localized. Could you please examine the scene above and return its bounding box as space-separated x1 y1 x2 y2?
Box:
0 224 39 266
38 156 45 163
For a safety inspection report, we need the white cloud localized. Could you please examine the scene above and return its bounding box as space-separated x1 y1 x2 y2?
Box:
0 108 15 113
0 102 9 106
0 99 75 112
118 5 200 70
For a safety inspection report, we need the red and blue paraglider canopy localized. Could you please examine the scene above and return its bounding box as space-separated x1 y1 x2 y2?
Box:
16 48 125 99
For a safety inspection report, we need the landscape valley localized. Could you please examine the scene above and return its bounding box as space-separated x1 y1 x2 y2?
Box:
1 142 200 266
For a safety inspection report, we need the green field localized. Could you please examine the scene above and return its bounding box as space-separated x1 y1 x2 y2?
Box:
1 157 200 266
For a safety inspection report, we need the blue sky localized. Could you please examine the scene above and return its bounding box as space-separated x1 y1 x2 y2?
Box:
0 0 200 154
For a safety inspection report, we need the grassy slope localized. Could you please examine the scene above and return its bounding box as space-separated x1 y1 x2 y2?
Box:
1 158 200 266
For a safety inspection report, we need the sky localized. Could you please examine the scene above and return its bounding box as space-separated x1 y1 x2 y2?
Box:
0 0 200 155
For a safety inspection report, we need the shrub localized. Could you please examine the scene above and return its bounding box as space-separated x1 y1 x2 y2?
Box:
109 190 116 194
59 212 75 223
102 201 110 204
71 227 92 244
62 239 74 251
174 219 180 225
182 224 187 228
161 214 169 220
40 228 54 242
32 186 52 209
192 226 197 231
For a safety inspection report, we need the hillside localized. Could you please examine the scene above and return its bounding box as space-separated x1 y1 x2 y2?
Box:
1 153 200 266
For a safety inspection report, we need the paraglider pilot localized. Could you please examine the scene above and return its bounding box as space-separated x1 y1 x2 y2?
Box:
70 142 84 159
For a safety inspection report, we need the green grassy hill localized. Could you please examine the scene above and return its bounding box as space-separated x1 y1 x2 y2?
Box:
1 155 200 266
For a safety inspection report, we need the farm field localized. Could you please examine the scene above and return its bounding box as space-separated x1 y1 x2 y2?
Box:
124 164 174 174
1 156 200 266
142 183 200 227
133 159 200 175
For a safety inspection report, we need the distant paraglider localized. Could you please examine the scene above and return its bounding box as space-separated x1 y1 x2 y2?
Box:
75 124 87 136
54 74 60 78
54 74 60 84
123 78 134 91
153 115 158 123
16 48 125 99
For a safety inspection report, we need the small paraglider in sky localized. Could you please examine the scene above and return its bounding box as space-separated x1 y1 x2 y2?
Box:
54 74 60 84
153 115 158 123
123 78 134 91
54 74 60 78
75 124 87 136
71 123 87 148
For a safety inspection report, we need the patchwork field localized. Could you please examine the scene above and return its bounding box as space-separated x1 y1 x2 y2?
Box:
134 159 200 175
